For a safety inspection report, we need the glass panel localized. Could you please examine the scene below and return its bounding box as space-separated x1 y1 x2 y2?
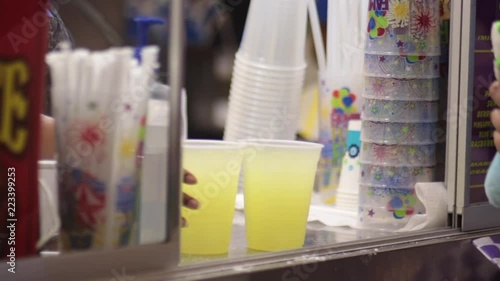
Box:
466 0 499 205
119 0 455 266
454 0 500 231
7 0 465 277
1 1 182 280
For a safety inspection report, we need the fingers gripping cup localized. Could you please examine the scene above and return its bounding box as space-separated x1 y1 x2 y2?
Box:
181 140 243 255
241 140 323 252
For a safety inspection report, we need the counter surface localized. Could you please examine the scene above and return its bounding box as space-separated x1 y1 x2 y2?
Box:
181 210 389 265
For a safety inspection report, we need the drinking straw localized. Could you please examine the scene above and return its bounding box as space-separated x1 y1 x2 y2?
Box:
338 0 348 69
308 0 326 73
327 0 369 74
358 0 369 49
105 48 134 248
327 0 340 78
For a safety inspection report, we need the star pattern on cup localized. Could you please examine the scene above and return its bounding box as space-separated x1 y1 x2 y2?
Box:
368 209 375 217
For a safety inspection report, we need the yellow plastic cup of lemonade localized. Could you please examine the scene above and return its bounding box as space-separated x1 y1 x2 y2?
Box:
181 140 242 255
241 140 322 252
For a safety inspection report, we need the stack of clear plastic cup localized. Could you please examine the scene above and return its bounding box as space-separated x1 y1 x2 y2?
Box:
358 0 440 231
223 0 308 141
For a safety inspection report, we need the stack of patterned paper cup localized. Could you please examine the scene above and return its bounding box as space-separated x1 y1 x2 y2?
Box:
358 0 440 231
223 0 308 141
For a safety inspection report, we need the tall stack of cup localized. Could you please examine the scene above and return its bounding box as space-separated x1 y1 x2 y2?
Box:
223 0 308 141
358 0 440 231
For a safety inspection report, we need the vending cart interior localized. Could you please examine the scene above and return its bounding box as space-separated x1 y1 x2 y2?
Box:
2 1 500 281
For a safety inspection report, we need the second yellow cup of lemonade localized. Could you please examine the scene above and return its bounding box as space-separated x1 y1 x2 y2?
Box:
181 140 242 255
242 140 323 252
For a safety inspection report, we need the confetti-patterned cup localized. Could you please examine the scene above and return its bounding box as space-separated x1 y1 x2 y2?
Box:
357 185 425 231
359 185 421 212
363 77 439 101
360 164 435 188
361 121 438 145
360 142 436 167
364 54 440 79
361 99 438 123
365 0 440 56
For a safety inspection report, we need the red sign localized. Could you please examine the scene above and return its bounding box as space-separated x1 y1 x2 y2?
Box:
0 0 48 263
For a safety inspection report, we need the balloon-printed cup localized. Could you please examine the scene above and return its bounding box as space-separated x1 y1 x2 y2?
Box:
364 54 440 79
363 77 439 101
359 163 435 188
361 99 438 123
365 0 440 56
360 142 436 167
361 121 439 145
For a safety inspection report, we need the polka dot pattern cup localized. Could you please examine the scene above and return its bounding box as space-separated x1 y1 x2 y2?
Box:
364 54 440 79
364 77 439 101
361 121 438 145
358 204 426 231
359 164 435 188
360 142 436 167
358 185 425 231
361 99 439 123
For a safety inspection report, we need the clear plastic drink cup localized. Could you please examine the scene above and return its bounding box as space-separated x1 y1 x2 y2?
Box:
241 140 323 251
181 140 242 255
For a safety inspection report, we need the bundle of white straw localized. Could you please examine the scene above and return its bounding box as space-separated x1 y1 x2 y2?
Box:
46 45 159 250
327 0 369 77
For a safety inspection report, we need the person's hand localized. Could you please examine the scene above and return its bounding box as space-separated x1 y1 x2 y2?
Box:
40 115 55 160
182 169 199 227
491 82 500 152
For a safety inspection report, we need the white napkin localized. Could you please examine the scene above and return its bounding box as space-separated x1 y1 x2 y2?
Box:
397 182 448 232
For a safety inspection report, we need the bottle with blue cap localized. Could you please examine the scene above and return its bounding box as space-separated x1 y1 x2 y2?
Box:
134 17 188 244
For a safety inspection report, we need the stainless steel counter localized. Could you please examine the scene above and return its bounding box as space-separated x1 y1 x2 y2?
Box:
180 211 389 265
140 226 500 281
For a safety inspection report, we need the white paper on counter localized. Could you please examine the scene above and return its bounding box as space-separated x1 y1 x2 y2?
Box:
397 182 448 232
307 206 357 228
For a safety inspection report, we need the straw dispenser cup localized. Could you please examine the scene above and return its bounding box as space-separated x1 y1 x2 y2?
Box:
223 0 309 142
47 42 160 250
358 0 440 231
318 0 368 200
